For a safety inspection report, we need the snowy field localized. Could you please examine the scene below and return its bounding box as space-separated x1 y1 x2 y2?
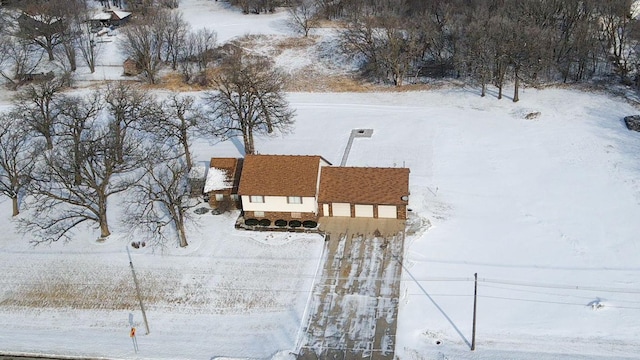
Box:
1 1 640 359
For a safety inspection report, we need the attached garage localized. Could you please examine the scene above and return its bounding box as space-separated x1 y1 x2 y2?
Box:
332 203 351 217
377 205 397 219
354 204 374 217
319 167 410 220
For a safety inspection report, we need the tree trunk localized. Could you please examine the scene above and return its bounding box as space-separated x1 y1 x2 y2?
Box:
181 128 192 170
243 128 255 155
99 215 110 238
513 66 520 103
177 218 188 247
12 196 19 217
98 197 110 238
481 82 486 97
74 143 82 185
46 47 55 61
45 134 54 150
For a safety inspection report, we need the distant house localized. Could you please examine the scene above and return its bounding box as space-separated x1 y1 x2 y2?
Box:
237 155 331 224
205 157 243 210
318 167 410 220
90 9 131 27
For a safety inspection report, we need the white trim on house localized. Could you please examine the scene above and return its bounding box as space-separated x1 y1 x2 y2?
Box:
242 195 317 213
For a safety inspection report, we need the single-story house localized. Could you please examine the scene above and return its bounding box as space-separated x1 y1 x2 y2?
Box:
318 167 410 220
205 157 243 210
237 155 331 224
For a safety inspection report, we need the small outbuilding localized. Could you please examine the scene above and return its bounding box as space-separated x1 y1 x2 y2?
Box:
123 58 140 76
205 158 243 211
318 167 410 220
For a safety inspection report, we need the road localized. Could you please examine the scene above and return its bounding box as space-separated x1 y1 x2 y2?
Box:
297 218 405 360
0 356 98 360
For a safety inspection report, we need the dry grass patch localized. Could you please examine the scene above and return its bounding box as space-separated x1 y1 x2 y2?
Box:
275 36 318 51
2 271 166 310
286 67 374 92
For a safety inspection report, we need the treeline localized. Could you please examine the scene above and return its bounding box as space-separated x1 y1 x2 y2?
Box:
286 0 640 99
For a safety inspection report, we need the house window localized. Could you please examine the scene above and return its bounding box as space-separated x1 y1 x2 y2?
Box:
287 196 302 204
291 212 301 218
254 211 265 217
215 194 224 201
249 195 264 203
231 194 240 201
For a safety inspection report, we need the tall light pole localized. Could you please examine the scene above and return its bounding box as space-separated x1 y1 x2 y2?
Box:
127 246 150 334
471 272 478 351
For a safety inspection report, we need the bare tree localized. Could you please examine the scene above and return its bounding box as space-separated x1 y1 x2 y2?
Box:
0 35 43 90
158 10 189 70
202 52 295 155
179 27 217 84
104 82 162 164
0 114 35 216
458 4 495 97
15 6 64 61
288 0 316 37
12 77 65 150
57 91 102 185
73 20 101 74
146 93 202 170
126 158 193 248
341 15 425 86
599 0 635 83
21 116 150 243
119 20 164 84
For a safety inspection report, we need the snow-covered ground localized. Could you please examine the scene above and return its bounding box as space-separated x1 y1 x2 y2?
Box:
1 1 640 359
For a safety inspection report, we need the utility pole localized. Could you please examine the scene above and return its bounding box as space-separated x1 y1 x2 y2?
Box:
127 246 150 335
471 272 477 351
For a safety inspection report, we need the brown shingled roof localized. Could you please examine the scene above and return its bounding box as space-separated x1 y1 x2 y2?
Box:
238 155 329 197
319 167 410 205
209 157 243 192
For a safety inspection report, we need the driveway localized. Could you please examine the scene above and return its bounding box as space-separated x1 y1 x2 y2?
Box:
297 217 405 360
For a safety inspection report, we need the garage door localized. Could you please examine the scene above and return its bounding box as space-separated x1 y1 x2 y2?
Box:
354 204 374 217
377 205 397 219
332 203 351 217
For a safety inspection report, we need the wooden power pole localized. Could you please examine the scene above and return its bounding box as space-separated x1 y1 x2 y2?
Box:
127 246 150 335
471 272 477 351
